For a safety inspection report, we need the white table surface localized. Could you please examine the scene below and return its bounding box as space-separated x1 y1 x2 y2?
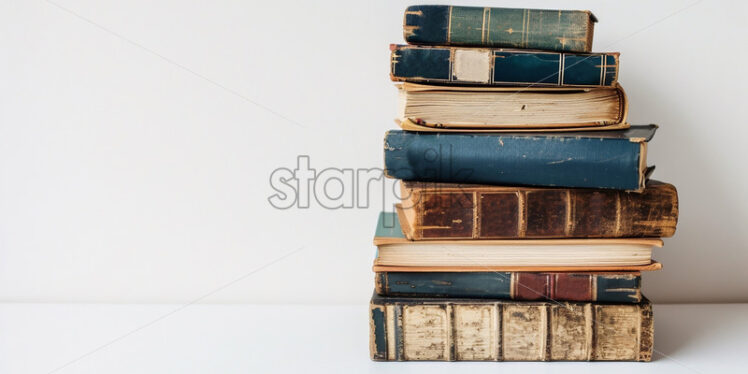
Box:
0 303 744 373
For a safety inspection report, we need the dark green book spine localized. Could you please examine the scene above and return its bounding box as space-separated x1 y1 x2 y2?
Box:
375 271 641 303
391 45 618 87
404 5 597 52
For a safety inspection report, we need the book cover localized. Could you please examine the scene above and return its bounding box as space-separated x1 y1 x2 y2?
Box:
375 271 642 302
391 45 618 87
369 293 653 361
403 5 597 52
398 180 678 239
383 125 656 191
397 117 630 133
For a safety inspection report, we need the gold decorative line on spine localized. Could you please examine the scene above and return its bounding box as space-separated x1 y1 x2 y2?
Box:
525 10 530 48
522 9 528 48
584 304 593 359
473 191 480 238
540 305 549 361
598 55 605 86
590 274 597 301
396 304 404 360
558 53 564 85
494 303 501 361
522 9 530 48
448 304 455 361
612 54 620 85
390 52 399 66
446 6 453 43
544 304 551 361
526 10 532 47
564 190 573 236
510 273 517 299
517 191 527 237
481 8 488 43
497 303 504 360
486 8 491 43
606 287 638 293
638 143 648 190
615 193 622 236
588 305 596 361
421 191 429 238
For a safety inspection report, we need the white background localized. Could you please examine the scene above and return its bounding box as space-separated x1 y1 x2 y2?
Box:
1 0 747 305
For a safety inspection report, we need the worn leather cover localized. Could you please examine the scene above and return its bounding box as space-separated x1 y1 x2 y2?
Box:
370 292 653 361
383 126 656 190
398 180 678 239
391 44 618 87
375 271 641 302
404 5 596 52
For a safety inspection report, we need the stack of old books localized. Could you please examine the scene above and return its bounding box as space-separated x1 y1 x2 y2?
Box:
370 5 679 362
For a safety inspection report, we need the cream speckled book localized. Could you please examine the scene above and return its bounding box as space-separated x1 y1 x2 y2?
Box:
370 292 653 361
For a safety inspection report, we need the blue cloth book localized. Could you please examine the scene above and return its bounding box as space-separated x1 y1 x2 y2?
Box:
375 271 642 303
391 45 618 87
403 5 597 52
383 125 656 191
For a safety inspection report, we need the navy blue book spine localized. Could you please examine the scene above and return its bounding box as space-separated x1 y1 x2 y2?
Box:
403 5 596 52
376 272 641 303
383 130 644 190
391 45 618 87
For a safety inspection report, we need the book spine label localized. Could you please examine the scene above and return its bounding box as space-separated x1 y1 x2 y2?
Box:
391 45 618 87
402 182 678 239
404 5 595 52
384 130 643 190
376 272 641 303
369 296 653 361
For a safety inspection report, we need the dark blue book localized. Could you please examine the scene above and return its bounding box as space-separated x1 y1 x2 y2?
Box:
375 271 642 303
383 125 656 191
403 5 597 52
391 45 618 87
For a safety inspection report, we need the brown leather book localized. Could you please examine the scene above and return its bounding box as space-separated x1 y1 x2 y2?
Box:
398 180 678 240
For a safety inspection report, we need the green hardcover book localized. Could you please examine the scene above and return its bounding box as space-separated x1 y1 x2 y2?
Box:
375 271 643 303
404 5 597 52
390 44 619 87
